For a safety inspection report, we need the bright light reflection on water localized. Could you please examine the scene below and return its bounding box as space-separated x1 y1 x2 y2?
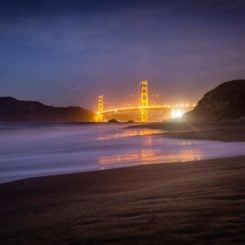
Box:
97 128 162 140
0 123 245 183
99 149 202 166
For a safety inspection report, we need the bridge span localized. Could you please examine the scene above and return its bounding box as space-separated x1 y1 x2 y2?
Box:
96 80 195 122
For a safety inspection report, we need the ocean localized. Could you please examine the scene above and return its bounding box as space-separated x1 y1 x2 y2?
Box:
1 123 245 183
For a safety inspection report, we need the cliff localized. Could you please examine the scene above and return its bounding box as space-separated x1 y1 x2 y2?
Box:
185 80 245 121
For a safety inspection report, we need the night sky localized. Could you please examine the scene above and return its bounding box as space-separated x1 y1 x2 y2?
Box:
0 0 245 110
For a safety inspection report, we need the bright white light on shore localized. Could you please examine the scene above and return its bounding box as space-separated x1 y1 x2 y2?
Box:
171 109 184 119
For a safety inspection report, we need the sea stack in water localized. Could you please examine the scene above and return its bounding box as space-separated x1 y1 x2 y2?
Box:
108 119 119 123
185 80 245 121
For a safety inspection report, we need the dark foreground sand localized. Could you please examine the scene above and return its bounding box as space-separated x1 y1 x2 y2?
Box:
0 156 245 244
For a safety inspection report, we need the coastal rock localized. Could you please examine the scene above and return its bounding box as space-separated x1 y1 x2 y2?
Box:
108 119 119 123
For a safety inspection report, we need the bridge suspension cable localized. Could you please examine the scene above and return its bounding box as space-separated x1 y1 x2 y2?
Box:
148 82 162 106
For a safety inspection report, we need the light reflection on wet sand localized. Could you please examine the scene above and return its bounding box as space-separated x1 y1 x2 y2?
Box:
97 127 245 169
97 128 163 140
1 124 245 183
98 128 203 166
99 149 202 166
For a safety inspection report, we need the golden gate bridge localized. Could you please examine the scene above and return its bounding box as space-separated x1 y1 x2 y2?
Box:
96 80 195 122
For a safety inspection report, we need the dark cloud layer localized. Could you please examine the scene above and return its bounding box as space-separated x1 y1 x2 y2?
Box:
0 0 245 109
1 0 244 16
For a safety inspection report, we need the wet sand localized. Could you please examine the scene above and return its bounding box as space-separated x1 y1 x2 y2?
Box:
0 156 245 244
131 120 245 142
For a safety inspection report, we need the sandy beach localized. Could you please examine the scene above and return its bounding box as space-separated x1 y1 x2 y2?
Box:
0 122 245 244
0 156 245 244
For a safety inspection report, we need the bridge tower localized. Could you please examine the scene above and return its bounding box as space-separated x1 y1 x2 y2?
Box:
97 95 104 122
140 80 149 122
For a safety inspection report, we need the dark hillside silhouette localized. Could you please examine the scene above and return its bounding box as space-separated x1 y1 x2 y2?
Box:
186 80 245 121
0 97 94 122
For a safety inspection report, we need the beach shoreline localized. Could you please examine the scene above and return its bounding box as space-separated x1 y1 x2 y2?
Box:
1 121 245 244
1 155 245 244
129 120 245 142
